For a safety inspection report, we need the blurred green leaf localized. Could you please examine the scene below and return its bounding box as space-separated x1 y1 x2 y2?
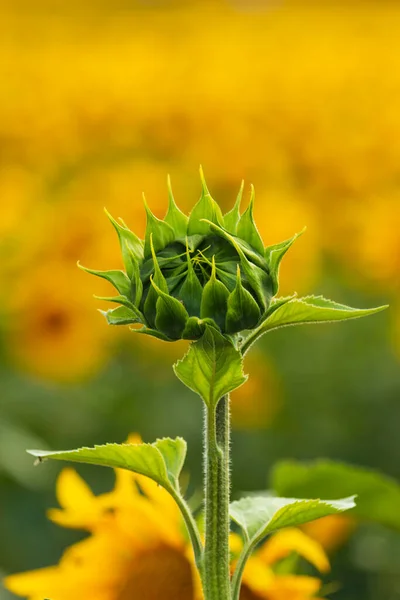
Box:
271 460 400 532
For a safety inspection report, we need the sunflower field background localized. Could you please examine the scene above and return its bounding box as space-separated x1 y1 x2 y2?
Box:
0 1 399 599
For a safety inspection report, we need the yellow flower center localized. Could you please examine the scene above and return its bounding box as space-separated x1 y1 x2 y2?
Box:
117 545 194 600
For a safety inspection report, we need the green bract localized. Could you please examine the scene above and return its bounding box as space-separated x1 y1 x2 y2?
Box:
79 169 302 341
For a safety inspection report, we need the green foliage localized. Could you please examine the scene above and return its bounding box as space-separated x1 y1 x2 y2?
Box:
174 325 247 408
271 460 400 531
28 437 186 491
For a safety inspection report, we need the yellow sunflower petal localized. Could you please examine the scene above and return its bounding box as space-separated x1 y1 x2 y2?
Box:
4 566 61 597
301 515 356 552
258 528 330 573
55 467 95 511
266 575 322 599
241 555 275 596
229 532 244 556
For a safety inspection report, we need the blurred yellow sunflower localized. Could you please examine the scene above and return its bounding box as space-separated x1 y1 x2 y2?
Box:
5 440 330 600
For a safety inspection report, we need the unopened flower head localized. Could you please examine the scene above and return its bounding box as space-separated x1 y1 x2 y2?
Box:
79 169 302 341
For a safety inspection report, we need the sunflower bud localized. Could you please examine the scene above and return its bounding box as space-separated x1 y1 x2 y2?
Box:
79 169 302 342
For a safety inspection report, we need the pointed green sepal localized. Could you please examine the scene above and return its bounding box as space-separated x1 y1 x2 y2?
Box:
182 316 206 340
143 194 175 259
225 266 261 333
201 220 272 310
77 262 131 297
224 180 244 235
101 305 142 325
164 175 188 238
143 236 169 327
104 208 143 278
237 185 264 256
178 242 203 317
200 256 230 330
187 168 224 236
150 277 189 340
131 264 144 307
131 326 173 342
265 228 305 295
174 325 247 408
94 294 136 310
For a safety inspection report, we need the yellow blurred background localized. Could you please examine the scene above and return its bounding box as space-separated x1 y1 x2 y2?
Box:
0 1 399 599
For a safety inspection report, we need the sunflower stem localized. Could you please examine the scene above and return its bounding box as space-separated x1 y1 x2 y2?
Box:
203 394 231 600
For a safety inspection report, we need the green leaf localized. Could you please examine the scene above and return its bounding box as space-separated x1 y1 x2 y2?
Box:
78 262 132 297
164 175 189 238
151 278 189 340
258 295 388 332
230 495 356 544
28 437 187 490
271 460 400 532
224 180 244 235
187 167 224 236
237 185 264 256
104 208 144 278
200 256 230 330
264 230 305 295
242 295 388 355
101 305 142 325
174 325 247 408
225 266 261 333
143 194 175 259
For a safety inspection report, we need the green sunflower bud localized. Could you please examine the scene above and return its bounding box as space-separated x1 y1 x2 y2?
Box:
79 168 302 342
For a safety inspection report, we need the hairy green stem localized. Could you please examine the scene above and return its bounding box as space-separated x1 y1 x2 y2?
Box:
203 395 231 600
